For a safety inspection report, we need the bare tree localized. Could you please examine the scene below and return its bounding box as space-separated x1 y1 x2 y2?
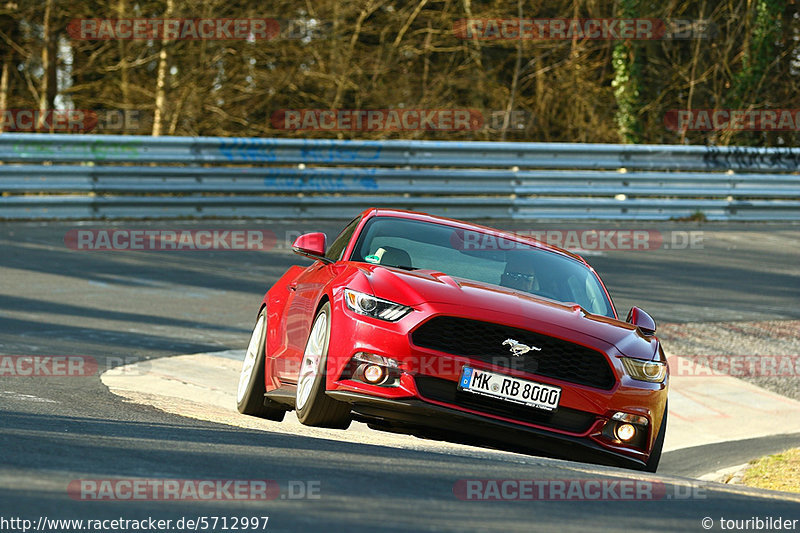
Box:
2 0 796 144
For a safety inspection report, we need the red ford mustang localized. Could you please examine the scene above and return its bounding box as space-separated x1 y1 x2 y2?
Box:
237 209 669 471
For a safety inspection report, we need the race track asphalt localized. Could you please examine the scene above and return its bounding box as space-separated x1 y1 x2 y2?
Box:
1 219 798 532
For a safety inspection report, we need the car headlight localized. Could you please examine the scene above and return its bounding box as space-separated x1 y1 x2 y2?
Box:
621 357 667 383
343 289 412 322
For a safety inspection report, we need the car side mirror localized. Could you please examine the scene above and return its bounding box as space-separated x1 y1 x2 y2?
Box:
626 306 657 336
292 232 327 259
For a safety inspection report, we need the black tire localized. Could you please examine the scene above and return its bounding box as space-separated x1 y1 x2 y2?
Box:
295 302 352 429
236 309 286 421
644 401 668 473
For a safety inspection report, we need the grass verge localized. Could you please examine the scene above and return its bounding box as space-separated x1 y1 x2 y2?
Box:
741 448 800 493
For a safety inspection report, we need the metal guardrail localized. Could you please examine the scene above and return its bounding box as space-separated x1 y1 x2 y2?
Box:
1 134 798 220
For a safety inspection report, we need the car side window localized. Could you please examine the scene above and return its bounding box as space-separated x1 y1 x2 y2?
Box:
324 216 361 261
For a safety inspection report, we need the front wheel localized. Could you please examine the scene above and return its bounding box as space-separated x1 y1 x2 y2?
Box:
236 309 286 421
644 401 668 473
295 303 352 429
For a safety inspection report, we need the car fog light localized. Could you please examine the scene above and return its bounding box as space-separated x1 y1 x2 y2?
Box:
615 423 636 442
363 364 386 384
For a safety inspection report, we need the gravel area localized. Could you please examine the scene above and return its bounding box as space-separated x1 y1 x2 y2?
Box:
658 320 800 401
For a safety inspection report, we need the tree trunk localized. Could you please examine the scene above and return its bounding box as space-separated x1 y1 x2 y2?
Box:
38 0 57 131
152 0 174 136
500 0 524 141
117 0 130 111
0 61 8 133
612 0 643 144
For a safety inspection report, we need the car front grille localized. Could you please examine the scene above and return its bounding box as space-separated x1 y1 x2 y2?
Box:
410 316 616 390
414 375 597 433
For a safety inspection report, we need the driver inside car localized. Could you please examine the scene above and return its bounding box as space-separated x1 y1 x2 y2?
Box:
370 246 413 269
500 252 538 293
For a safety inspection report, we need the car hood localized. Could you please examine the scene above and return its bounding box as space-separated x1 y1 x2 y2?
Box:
358 264 658 359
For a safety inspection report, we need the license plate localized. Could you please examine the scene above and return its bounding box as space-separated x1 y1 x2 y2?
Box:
458 366 561 411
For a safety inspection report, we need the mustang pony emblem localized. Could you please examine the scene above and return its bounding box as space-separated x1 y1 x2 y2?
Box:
502 338 541 356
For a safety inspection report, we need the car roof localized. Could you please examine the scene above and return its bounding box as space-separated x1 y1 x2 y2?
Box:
360 208 589 265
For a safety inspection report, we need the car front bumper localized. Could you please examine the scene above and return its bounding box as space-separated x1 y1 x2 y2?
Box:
326 389 648 471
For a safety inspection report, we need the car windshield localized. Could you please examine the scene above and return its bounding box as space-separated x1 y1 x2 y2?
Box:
350 217 615 317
